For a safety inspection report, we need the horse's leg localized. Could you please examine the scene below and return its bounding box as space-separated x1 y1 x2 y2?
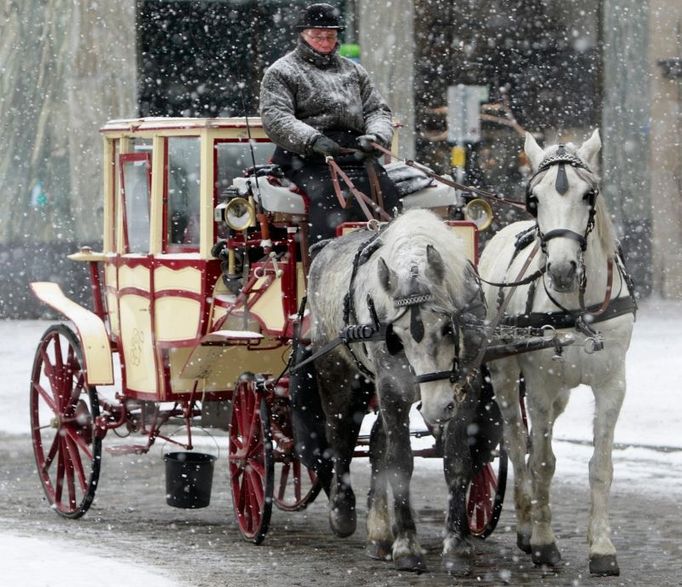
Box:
290 343 332 495
441 400 477 576
587 373 625 576
489 362 533 554
317 359 372 538
524 372 563 567
380 384 426 572
331 376 372 537
366 416 393 560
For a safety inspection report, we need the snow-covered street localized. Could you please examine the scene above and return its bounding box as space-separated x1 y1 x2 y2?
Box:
1 299 681 586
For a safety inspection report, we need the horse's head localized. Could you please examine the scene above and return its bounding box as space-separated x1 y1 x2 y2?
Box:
524 129 602 292
377 243 483 427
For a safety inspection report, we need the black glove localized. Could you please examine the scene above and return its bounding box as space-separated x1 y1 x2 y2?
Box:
311 135 342 157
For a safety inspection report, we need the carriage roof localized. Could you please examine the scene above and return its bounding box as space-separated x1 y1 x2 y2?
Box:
100 116 268 135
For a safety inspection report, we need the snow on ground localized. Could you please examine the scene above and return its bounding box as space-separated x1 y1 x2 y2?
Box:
1 299 680 583
0 321 189 586
0 531 185 587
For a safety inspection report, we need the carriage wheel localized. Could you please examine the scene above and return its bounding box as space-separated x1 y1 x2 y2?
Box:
467 445 508 538
228 377 274 544
268 396 321 512
274 459 321 512
30 324 102 518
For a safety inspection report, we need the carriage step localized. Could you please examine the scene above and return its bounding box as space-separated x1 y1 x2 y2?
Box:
106 444 150 455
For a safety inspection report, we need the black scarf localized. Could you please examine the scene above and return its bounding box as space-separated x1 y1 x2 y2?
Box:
296 36 340 69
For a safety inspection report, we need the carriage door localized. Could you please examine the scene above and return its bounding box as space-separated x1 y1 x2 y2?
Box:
117 152 160 399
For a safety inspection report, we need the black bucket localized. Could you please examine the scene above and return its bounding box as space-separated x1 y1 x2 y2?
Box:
164 452 217 509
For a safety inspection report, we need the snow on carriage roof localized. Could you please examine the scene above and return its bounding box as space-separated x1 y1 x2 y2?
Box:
99 117 404 134
100 116 266 134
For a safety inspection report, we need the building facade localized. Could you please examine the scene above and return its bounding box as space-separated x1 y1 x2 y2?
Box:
0 0 680 317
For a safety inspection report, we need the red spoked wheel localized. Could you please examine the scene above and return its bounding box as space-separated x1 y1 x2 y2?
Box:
228 376 274 544
30 324 102 518
274 458 321 512
467 445 508 538
268 394 321 512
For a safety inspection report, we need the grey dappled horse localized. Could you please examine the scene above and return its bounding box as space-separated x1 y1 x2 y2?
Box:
479 130 635 576
306 209 490 574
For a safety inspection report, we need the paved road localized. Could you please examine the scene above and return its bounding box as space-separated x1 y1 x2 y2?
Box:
2 433 680 587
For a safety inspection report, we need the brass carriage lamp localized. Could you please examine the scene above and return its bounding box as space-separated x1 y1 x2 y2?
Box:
214 196 256 232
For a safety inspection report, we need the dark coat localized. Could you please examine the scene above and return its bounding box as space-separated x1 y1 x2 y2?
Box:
259 39 393 157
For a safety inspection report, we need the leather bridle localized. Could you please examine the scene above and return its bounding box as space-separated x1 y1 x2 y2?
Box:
526 145 599 254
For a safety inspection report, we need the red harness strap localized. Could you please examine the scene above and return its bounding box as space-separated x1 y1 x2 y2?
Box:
582 257 615 317
326 156 391 222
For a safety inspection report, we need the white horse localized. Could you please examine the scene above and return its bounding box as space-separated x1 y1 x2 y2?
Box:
478 130 636 576
305 209 492 574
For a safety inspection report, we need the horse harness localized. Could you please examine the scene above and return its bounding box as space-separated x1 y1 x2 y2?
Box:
293 228 483 396
487 147 637 352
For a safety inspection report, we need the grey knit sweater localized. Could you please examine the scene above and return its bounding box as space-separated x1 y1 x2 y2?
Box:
259 39 393 156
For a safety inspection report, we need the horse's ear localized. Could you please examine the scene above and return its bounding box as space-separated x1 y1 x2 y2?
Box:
578 128 601 171
378 257 397 294
425 244 445 284
524 132 545 171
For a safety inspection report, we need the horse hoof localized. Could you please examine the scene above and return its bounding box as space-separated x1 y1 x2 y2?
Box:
394 554 427 573
516 532 532 554
589 554 620 576
442 554 473 577
531 543 562 567
329 505 356 538
366 540 393 561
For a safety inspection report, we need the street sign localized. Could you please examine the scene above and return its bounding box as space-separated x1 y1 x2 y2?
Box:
447 84 489 144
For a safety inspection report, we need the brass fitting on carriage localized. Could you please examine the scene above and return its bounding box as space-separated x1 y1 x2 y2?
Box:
211 239 243 295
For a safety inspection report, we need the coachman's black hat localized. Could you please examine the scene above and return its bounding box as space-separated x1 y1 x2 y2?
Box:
296 3 345 30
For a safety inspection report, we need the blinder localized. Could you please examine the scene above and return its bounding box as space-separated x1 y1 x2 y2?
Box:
385 291 432 355
385 322 404 355
385 293 465 387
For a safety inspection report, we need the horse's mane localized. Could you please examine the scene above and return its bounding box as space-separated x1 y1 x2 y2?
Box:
533 144 618 258
376 209 470 309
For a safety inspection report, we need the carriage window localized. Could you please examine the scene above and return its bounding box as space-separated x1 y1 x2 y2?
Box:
132 137 152 153
215 141 276 198
167 137 201 249
120 153 151 253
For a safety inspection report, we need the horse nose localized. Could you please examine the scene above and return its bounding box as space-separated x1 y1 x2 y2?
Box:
547 260 577 292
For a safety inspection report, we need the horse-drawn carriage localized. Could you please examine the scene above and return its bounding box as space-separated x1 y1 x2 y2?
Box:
29 117 629 576
29 116 501 526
